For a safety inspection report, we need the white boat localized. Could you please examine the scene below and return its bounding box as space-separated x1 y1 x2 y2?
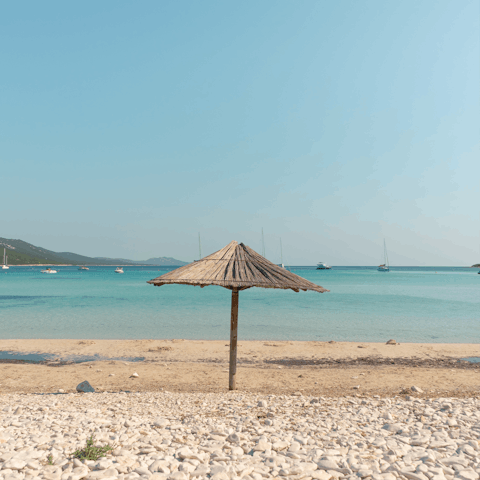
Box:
78 266 89 270
377 239 390 272
41 268 57 274
2 248 9 269
115 267 124 273
316 261 331 270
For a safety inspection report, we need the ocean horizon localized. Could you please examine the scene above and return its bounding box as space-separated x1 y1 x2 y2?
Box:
1 265 478 343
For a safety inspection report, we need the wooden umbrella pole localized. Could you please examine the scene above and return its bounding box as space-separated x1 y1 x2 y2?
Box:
229 288 239 390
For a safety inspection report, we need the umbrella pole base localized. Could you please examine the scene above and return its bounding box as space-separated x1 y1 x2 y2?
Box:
229 289 239 390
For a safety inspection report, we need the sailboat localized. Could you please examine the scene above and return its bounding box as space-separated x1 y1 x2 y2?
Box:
261 228 265 257
377 239 390 272
279 238 285 269
2 248 9 269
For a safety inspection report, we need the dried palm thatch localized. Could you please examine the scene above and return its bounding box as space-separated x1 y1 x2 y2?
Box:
148 241 329 390
148 241 328 293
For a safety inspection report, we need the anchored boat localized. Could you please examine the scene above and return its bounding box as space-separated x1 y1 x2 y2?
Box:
378 239 390 272
41 268 57 274
2 248 9 270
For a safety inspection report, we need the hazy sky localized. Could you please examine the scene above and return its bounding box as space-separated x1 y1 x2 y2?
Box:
1 1 478 265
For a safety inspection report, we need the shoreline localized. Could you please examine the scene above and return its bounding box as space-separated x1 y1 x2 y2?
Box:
1 339 479 355
2 264 159 267
1 340 478 397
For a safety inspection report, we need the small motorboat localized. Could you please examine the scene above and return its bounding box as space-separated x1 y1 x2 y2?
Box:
78 266 89 270
41 268 57 274
115 267 124 274
316 262 331 270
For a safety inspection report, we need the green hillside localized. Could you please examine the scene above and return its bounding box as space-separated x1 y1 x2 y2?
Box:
0 237 187 266
0 238 67 263
0 238 68 265
0 250 64 265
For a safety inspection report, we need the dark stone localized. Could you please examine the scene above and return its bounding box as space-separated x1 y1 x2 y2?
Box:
76 380 95 393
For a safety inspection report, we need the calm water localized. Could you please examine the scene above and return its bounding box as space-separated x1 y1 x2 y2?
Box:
0 266 478 342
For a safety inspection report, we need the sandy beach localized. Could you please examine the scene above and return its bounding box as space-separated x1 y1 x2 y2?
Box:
1 340 478 397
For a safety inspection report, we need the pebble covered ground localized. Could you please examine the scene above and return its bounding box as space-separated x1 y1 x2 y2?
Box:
0 391 479 480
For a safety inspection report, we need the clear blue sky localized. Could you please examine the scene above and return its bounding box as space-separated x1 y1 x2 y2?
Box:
1 1 478 265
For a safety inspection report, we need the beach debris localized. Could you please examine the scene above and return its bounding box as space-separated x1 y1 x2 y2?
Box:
76 380 95 393
131 372 139 378
328 340 336 344
386 339 397 345
411 385 423 393
108 373 115 377
257 400 268 408
57 389 65 394
353 385 360 389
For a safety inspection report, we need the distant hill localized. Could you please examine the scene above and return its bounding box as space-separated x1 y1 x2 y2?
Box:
94 256 188 266
473 264 480 268
0 237 187 266
140 257 189 266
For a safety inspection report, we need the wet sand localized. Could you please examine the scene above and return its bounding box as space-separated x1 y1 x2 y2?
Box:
0 340 478 396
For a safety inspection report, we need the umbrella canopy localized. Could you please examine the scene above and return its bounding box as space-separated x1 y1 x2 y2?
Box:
148 240 328 389
148 240 328 293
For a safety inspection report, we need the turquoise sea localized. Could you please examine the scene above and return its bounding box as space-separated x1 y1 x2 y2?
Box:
0 266 478 342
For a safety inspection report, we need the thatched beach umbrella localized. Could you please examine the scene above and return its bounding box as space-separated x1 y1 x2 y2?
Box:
147 241 328 390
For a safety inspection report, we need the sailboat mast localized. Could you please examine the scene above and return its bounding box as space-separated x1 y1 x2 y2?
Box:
280 238 283 265
261 228 265 257
384 239 389 267
198 233 202 260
